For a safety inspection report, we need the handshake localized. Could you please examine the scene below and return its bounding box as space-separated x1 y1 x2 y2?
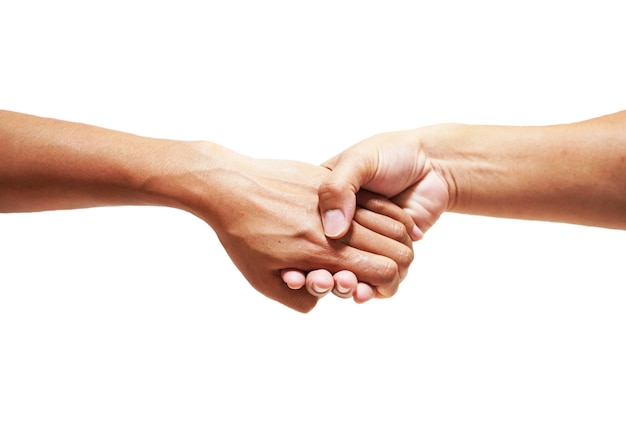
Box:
204 132 450 313
1 110 624 312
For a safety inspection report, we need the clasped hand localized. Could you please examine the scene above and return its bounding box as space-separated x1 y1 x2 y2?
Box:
5 110 623 313
279 128 450 311
187 143 416 313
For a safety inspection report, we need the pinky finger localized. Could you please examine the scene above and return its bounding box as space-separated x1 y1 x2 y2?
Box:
354 282 376 304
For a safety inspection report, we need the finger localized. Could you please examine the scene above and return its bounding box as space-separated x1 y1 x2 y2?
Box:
337 249 401 298
357 190 422 242
306 240 403 299
319 149 378 239
354 282 375 304
282 224 408 299
342 219 414 286
331 270 358 299
306 269 335 298
353 207 413 248
281 269 306 290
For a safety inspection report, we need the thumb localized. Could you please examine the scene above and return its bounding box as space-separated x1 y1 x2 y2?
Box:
319 150 376 239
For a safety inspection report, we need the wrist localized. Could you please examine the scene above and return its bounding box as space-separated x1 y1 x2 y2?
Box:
421 120 615 225
422 122 519 216
0 111 220 213
134 139 234 222
417 123 466 213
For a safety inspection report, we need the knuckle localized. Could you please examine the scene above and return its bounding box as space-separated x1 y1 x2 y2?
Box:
318 180 349 199
396 214 414 236
402 212 416 230
377 280 400 298
397 245 414 267
377 259 399 285
389 221 407 242
388 245 413 282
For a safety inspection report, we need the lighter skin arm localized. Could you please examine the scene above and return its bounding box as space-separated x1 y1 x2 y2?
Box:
439 113 626 227
315 110 626 242
0 110 416 312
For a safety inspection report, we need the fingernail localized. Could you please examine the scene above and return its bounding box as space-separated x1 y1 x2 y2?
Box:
411 225 423 241
335 284 351 294
312 285 329 295
323 209 347 237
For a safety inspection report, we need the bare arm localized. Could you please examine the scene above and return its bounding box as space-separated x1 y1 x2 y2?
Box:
317 111 626 240
0 110 414 312
429 111 626 228
0 110 188 212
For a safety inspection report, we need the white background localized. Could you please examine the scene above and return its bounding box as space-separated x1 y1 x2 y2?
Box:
1 1 625 421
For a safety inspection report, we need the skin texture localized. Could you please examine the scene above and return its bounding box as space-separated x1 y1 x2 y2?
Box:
283 110 626 299
282 128 448 301
0 110 414 313
186 145 414 310
314 111 626 241
281 190 420 303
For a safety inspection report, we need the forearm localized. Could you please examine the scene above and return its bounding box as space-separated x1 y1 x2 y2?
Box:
0 110 210 214
425 111 626 229
0 110 416 311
